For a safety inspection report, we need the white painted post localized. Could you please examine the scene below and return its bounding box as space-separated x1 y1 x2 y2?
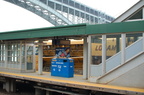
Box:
25 44 27 71
83 37 88 79
19 41 22 70
38 40 43 75
33 45 36 72
102 35 106 75
5 42 8 68
142 8 144 51
87 35 91 78
143 33 144 51
121 34 126 64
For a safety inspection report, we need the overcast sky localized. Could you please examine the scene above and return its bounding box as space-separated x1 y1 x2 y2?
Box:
0 0 139 32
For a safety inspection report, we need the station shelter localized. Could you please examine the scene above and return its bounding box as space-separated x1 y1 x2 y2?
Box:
0 20 143 82
0 1 144 94
0 24 87 77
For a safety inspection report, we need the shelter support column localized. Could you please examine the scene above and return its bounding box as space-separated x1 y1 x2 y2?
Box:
5 42 8 68
83 37 88 79
121 34 126 64
87 35 91 78
102 35 106 75
19 41 22 70
38 40 43 75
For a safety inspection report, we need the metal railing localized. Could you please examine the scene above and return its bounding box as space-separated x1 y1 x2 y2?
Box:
91 37 144 77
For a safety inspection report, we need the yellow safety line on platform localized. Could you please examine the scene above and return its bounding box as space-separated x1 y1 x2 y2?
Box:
0 71 144 93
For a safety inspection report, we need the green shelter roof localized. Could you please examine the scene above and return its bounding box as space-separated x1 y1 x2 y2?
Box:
0 20 144 40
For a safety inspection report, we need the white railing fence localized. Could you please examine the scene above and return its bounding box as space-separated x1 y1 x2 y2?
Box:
91 37 143 77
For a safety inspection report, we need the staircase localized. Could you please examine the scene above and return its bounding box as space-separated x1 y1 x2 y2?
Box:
92 37 144 88
97 52 144 88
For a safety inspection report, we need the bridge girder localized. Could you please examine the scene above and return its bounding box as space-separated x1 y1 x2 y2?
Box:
4 0 114 26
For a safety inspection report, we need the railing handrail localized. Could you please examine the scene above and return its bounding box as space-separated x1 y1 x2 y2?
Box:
106 38 143 63
125 38 143 51
97 52 144 80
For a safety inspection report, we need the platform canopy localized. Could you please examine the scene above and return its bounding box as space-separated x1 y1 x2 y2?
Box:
0 20 144 40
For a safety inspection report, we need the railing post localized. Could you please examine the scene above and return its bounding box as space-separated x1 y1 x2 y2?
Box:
102 35 106 75
121 34 126 64
143 33 144 51
142 7 144 51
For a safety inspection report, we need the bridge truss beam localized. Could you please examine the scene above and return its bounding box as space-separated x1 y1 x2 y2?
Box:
4 0 114 26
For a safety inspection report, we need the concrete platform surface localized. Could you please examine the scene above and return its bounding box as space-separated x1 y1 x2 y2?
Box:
0 71 144 95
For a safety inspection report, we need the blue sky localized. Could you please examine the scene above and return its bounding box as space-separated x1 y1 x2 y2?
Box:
0 0 139 32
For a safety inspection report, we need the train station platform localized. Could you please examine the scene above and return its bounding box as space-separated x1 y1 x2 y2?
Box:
0 71 144 95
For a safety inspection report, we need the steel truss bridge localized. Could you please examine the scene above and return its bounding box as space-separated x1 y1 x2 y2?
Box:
5 0 114 26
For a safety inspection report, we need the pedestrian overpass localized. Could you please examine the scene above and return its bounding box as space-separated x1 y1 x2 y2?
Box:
4 0 114 26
